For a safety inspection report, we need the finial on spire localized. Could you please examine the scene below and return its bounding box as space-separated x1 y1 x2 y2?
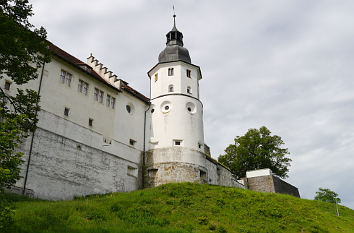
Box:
173 5 176 28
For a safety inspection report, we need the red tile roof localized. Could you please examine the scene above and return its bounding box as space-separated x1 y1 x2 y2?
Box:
48 43 150 103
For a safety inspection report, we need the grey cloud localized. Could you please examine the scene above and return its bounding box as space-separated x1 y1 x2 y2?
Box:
30 0 354 208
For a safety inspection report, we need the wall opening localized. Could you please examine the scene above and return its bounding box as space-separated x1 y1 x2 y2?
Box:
129 139 136 146
200 170 207 184
148 168 158 178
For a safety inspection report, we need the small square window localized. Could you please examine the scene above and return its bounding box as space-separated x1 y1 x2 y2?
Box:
186 69 191 78
129 139 136 146
64 107 70 116
4 81 11 91
89 118 93 127
168 68 174 76
174 140 182 146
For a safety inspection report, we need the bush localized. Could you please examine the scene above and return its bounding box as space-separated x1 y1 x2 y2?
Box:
0 205 14 231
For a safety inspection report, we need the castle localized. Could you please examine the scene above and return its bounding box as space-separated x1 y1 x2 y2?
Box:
3 17 244 200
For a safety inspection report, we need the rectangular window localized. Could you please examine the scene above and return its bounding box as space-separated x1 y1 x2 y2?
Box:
60 70 66 83
99 90 104 103
155 73 158 82
94 88 99 101
78 80 83 92
83 82 89 95
89 118 93 127
168 68 174 76
4 81 11 91
106 95 111 107
111 97 116 109
174 139 182 146
186 69 191 78
64 107 69 116
66 73 72 86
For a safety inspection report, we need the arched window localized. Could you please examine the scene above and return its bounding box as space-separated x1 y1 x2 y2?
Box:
168 84 174 92
187 86 192 94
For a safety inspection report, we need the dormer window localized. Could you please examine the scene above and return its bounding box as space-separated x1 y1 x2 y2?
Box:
168 68 174 76
168 85 174 92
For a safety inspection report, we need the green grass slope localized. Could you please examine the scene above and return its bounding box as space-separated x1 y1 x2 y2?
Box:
3 183 354 233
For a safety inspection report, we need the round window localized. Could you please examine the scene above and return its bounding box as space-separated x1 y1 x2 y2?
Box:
186 102 196 114
126 105 131 113
151 108 155 113
161 101 171 113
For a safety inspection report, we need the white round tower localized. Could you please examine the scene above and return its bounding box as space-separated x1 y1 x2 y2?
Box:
145 15 208 187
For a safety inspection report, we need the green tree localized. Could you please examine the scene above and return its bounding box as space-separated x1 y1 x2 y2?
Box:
218 126 291 179
314 188 341 204
0 0 51 192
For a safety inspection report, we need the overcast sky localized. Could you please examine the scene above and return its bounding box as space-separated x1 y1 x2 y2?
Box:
30 0 354 209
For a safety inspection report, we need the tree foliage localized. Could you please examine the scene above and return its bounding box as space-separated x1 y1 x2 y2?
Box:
218 126 291 179
0 0 51 192
314 188 341 204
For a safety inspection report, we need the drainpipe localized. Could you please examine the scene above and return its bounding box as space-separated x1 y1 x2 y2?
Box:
22 62 45 195
142 76 152 189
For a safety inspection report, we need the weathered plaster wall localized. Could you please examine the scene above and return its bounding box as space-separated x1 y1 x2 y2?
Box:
18 127 141 200
16 110 143 200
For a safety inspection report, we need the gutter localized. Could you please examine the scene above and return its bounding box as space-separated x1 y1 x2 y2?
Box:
22 62 45 195
142 78 152 189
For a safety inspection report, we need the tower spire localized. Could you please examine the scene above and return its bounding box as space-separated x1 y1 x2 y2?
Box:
172 5 177 31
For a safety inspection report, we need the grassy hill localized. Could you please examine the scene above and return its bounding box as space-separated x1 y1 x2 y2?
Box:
2 183 354 233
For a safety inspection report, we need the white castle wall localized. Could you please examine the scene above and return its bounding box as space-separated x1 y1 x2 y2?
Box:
13 55 147 200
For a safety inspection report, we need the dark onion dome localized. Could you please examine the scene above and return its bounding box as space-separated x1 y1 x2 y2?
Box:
158 15 191 63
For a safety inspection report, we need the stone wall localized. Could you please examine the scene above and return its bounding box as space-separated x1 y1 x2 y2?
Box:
144 147 244 188
246 176 275 193
272 176 300 197
244 174 300 197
